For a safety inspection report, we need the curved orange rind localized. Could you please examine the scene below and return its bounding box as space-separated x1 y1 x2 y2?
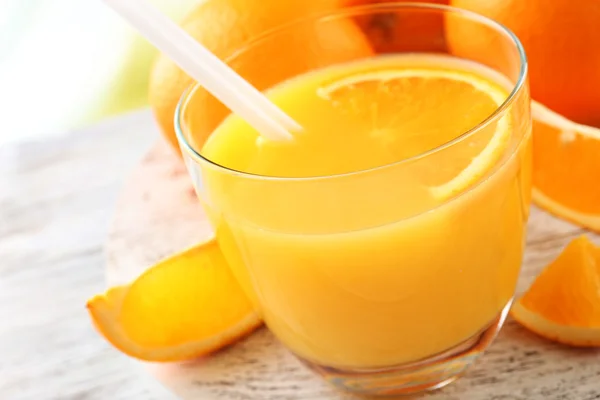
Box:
511 235 600 347
87 240 262 362
532 101 600 231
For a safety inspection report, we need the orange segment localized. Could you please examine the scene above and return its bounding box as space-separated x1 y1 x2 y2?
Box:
87 240 262 362
511 235 600 347
532 101 600 231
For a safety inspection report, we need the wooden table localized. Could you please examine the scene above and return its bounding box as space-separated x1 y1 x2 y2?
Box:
0 112 175 399
2 111 599 399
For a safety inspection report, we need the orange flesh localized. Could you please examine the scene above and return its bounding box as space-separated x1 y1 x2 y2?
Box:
533 118 600 214
520 236 600 328
86 241 262 362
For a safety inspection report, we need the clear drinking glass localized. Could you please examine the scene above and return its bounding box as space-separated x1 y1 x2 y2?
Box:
175 3 531 396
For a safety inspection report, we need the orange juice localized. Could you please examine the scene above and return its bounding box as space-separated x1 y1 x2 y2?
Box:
199 54 531 368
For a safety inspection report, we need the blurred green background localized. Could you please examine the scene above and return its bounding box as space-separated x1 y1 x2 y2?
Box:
0 0 198 144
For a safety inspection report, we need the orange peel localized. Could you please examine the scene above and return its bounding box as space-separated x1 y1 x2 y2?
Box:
511 235 600 347
87 240 261 362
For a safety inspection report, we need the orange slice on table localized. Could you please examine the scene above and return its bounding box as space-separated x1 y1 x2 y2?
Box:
87 240 261 362
316 59 512 200
511 235 600 347
532 101 600 231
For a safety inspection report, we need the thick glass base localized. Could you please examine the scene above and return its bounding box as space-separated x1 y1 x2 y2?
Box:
298 300 513 397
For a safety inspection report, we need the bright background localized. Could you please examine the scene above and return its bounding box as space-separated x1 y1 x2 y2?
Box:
0 0 197 145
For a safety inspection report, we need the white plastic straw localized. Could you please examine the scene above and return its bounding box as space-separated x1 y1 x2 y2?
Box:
102 0 300 141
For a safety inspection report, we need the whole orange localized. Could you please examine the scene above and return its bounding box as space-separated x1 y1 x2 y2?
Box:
149 0 372 154
450 0 600 127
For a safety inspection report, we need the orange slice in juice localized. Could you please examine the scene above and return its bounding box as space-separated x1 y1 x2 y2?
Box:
531 101 600 232
317 59 511 199
511 235 600 347
87 240 261 362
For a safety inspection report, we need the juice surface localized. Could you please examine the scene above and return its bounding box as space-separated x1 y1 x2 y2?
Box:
204 54 506 179
200 54 531 368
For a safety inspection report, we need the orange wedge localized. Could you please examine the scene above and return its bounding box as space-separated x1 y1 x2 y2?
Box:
511 235 600 347
532 101 600 231
87 240 262 362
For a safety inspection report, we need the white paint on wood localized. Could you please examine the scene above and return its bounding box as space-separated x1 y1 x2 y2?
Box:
0 111 176 399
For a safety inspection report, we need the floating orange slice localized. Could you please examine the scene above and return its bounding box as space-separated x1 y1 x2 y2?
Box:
532 101 600 231
315 57 511 200
511 235 600 347
87 240 262 362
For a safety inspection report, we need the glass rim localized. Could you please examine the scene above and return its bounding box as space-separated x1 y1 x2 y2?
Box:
175 1 528 182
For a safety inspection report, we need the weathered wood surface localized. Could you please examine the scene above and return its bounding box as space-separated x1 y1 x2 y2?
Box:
107 138 600 399
0 111 176 400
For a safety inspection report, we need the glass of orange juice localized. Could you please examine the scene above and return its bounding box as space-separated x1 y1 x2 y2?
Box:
175 3 530 396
